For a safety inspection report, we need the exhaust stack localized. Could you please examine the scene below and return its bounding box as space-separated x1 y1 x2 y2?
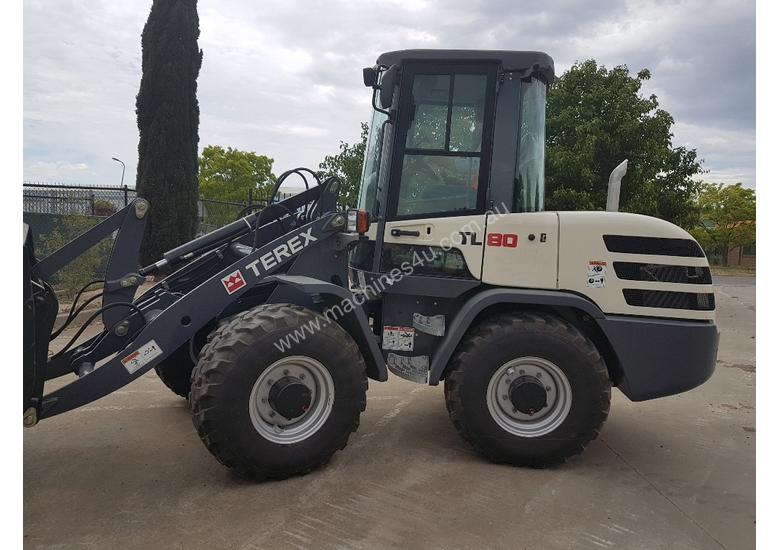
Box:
606 159 628 212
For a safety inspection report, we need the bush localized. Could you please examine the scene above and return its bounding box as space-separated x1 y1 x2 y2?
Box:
38 216 113 301
92 199 118 216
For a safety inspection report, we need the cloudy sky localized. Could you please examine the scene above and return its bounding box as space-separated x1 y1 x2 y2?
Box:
24 0 755 189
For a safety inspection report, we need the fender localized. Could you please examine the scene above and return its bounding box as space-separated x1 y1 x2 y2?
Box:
427 288 606 385
267 274 388 382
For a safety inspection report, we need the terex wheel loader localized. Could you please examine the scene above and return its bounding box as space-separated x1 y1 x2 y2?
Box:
23 50 719 480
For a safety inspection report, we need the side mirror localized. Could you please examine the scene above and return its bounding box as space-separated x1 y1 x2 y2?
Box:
379 65 398 109
362 67 377 88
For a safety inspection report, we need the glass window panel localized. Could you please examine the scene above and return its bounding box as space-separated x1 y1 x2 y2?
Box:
514 78 547 212
406 74 450 150
397 154 480 216
357 100 388 217
449 74 486 152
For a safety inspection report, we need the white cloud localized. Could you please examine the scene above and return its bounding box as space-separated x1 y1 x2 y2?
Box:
24 0 755 189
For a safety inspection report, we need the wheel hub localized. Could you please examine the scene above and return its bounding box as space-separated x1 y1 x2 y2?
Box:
268 376 312 420
249 355 335 444
509 376 548 415
486 357 573 437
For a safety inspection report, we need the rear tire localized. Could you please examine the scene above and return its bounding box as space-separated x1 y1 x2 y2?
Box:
154 344 194 398
189 303 367 480
444 311 610 467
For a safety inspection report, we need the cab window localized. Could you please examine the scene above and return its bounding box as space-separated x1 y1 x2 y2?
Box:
395 70 491 218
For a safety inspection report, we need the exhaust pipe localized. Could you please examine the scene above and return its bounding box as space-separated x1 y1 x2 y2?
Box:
606 159 628 212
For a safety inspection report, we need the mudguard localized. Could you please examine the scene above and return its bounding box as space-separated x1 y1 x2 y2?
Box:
267 274 388 382
427 288 606 385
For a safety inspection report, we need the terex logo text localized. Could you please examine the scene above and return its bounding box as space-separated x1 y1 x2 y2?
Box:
245 228 318 276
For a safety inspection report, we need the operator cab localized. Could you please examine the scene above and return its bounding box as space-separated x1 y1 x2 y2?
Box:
351 49 555 284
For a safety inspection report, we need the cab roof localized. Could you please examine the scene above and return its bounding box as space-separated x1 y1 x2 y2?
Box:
376 49 555 83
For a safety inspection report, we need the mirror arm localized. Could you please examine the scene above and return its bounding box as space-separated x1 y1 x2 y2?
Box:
371 89 391 117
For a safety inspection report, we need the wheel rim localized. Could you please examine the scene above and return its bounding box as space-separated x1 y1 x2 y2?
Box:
249 355 334 444
486 356 572 437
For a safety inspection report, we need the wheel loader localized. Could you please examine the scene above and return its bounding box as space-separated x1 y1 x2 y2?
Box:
23 50 719 480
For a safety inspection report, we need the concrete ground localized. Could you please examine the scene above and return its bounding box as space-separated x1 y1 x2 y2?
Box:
24 278 755 549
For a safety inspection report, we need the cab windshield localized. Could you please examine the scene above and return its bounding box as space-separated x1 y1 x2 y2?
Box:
357 96 388 218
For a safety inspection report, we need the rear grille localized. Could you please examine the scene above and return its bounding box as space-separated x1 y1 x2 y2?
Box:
623 289 715 311
604 235 704 257
613 262 712 284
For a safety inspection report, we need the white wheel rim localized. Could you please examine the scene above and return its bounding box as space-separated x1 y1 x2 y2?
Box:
486 356 572 437
249 355 334 444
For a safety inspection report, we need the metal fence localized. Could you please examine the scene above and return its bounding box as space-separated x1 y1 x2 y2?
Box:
23 182 299 234
23 182 136 216
23 182 300 299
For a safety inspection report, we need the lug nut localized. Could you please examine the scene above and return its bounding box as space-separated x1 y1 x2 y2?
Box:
502 395 508 400
545 386 551 392
267 379 274 386
536 372 542 378
299 374 306 380
283 369 290 375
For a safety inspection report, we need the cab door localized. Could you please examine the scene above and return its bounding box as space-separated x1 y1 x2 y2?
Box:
382 62 498 280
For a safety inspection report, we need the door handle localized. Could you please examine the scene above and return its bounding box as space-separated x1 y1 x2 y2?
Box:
391 229 420 237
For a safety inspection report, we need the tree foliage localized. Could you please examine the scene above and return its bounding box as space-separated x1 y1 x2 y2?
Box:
688 183 756 264
198 145 276 203
545 60 703 227
135 0 202 265
319 123 368 207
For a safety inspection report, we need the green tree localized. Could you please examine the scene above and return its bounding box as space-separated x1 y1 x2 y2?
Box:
546 60 703 227
135 0 202 265
689 183 756 265
198 145 276 203
319 123 368 207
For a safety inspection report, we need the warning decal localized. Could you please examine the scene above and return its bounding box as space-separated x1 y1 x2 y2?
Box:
382 326 415 351
587 261 607 288
121 340 164 374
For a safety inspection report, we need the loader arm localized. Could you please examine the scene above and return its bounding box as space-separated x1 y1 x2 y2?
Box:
24 171 359 423
38 212 350 419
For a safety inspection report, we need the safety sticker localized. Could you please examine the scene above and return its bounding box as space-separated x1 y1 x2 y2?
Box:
413 313 446 337
121 340 163 374
382 326 415 351
221 269 246 294
587 261 607 288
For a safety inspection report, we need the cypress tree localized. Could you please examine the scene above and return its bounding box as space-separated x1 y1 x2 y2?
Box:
135 0 202 265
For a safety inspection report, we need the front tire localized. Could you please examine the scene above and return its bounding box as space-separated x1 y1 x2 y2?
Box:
189 303 367 480
444 311 610 467
154 344 195 398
